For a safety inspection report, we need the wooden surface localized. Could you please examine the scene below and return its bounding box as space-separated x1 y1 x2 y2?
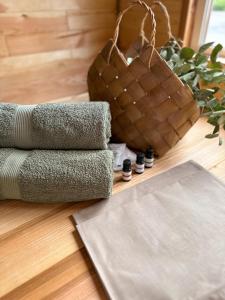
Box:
0 117 225 299
0 0 117 104
118 0 191 50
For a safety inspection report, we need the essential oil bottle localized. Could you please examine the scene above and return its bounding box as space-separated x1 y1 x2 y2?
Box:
145 147 154 168
122 159 132 181
135 152 145 174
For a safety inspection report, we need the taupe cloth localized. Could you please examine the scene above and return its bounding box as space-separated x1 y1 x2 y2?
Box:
73 161 225 300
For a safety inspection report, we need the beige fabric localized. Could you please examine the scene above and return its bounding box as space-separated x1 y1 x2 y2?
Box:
74 161 225 300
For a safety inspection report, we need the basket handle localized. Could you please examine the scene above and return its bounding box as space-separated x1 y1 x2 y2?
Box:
140 1 175 44
107 0 156 68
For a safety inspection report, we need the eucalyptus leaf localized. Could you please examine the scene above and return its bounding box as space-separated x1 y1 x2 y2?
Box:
197 100 206 107
205 133 219 139
210 43 223 63
180 47 195 60
195 53 208 65
174 63 192 75
198 42 214 53
159 38 225 143
179 71 195 81
213 124 220 134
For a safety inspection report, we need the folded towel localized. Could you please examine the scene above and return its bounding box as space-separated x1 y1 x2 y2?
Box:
0 148 113 202
0 102 111 150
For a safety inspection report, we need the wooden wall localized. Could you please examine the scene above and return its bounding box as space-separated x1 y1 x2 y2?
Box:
118 0 190 50
0 0 117 104
0 0 190 105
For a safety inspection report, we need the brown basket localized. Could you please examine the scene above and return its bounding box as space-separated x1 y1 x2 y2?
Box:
87 0 200 156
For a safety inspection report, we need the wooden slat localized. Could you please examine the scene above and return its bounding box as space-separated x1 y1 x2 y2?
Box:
118 0 186 50
0 201 63 239
5 29 112 56
209 159 225 181
2 252 107 300
0 0 116 103
0 12 68 35
0 35 8 57
0 58 90 103
0 0 116 13
67 11 116 31
0 205 81 296
0 50 74 77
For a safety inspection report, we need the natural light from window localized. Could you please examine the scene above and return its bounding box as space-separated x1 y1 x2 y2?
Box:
205 0 225 46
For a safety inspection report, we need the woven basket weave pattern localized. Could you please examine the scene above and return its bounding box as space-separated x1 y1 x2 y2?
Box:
88 1 200 156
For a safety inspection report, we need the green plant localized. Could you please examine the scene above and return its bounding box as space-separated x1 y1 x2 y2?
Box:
213 0 225 11
160 39 225 144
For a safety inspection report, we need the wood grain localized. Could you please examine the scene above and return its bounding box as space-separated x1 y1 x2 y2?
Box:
0 12 68 35
118 0 189 50
0 115 225 299
0 35 8 57
0 0 116 104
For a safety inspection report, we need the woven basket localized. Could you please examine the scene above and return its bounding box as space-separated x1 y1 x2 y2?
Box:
88 0 200 156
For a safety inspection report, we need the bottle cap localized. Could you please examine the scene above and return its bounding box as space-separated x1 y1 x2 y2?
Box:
123 159 132 172
136 152 145 165
146 146 154 158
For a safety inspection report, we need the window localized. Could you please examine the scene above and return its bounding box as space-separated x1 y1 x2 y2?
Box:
188 0 225 57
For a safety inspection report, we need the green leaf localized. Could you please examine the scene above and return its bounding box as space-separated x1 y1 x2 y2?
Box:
209 61 223 69
198 42 214 53
205 133 219 138
180 47 195 60
166 47 175 60
211 74 225 83
174 63 192 75
160 49 167 59
213 124 220 134
194 53 208 65
210 43 223 63
197 100 206 107
179 71 195 82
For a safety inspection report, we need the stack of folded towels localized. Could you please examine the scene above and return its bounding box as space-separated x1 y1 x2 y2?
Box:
0 102 114 202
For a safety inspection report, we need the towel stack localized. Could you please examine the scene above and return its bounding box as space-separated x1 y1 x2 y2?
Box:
0 102 114 203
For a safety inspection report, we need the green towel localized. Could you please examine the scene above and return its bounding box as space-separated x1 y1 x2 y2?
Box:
0 102 111 150
0 149 113 202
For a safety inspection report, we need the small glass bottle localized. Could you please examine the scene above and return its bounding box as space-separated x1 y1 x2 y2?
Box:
135 152 145 174
145 147 154 168
122 159 132 182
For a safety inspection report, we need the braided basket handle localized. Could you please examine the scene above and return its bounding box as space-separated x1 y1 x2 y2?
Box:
140 1 175 44
107 0 156 68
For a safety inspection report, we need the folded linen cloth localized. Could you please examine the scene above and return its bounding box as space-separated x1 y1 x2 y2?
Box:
74 161 225 300
0 102 111 149
0 148 113 202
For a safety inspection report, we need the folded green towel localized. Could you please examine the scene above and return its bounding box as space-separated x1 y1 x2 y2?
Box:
0 102 111 150
0 149 113 202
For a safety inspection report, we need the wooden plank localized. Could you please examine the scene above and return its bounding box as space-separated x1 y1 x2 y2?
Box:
0 58 90 103
67 11 116 31
0 12 68 35
0 201 64 239
0 35 8 57
118 0 184 50
6 29 112 56
1 250 106 300
0 0 116 12
0 50 74 77
209 159 225 181
0 119 225 298
0 44 103 77
0 204 82 297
